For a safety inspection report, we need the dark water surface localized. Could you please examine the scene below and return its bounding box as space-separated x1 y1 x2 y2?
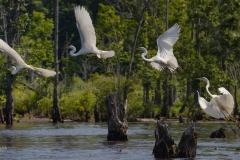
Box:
0 121 240 159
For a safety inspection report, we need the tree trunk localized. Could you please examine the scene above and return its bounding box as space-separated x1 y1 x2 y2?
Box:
234 85 239 116
94 104 100 122
173 85 177 102
52 0 61 123
123 0 150 102
161 70 169 117
3 2 19 125
106 92 128 141
168 84 173 106
154 78 161 106
180 79 191 113
5 72 13 124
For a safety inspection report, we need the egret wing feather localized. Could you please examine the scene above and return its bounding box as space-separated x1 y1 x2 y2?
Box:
218 87 231 94
216 87 234 115
197 90 233 119
74 6 96 48
150 62 164 71
157 23 180 59
0 39 27 65
197 92 224 119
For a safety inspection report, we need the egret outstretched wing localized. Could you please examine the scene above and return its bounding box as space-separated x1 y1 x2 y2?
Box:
68 6 115 58
74 6 96 49
216 87 234 114
197 91 227 119
0 39 29 67
157 24 180 60
0 39 56 77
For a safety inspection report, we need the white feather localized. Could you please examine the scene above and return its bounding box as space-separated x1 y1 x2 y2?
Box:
137 24 180 72
197 77 234 119
0 39 56 77
68 6 115 59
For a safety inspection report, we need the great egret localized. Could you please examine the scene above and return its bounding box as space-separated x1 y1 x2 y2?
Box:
0 39 56 77
196 77 240 137
136 24 180 72
196 77 234 119
67 6 115 59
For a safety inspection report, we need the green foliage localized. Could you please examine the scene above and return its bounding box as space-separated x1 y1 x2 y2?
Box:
2 0 240 120
17 11 54 66
13 87 38 116
60 89 96 119
36 97 52 117
90 74 115 113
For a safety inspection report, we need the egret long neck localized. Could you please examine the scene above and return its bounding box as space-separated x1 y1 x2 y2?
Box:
205 80 213 97
140 48 153 62
69 46 81 57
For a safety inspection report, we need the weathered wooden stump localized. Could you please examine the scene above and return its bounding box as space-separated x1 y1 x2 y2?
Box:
153 120 178 158
153 120 197 158
178 122 197 158
106 92 128 141
210 127 226 138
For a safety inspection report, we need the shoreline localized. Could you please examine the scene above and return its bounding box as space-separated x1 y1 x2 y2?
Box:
13 117 229 124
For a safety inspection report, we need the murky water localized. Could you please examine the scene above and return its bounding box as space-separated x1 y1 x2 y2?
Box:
0 121 240 159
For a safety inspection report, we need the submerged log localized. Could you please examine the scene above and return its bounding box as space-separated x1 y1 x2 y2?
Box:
153 120 178 158
178 122 197 158
106 92 128 141
153 120 197 158
210 127 226 138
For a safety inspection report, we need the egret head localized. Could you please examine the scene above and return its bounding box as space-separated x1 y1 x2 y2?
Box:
68 45 75 49
63 45 75 50
11 66 17 74
135 47 147 55
66 45 77 56
196 77 209 82
136 47 146 51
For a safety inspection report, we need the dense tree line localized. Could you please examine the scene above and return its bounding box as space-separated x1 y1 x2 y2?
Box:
0 0 239 122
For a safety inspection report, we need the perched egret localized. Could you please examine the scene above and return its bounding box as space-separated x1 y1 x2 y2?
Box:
67 6 115 59
0 39 56 77
136 24 181 72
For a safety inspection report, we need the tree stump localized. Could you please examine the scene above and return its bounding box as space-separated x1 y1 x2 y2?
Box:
153 120 197 158
210 127 226 138
178 122 197 158
153 120 178 158
106 92 128 141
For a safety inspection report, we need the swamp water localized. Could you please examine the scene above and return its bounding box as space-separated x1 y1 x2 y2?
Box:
0 121 240 159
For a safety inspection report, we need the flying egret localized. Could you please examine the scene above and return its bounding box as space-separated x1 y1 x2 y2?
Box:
67 6 115 59
196 77 239 137
0 39 56 77
136 24 181 72
196 77 234 119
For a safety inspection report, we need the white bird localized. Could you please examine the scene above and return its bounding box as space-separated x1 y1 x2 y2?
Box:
67 6 115 59
137 24 181 72
0 39 56 77
196 77 234 119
